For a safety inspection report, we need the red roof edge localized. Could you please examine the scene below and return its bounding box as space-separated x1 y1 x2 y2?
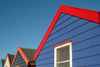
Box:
8 54 12 66
11 47 30 67
34 5 62 60
60 5 100 24
3 54 12 67
53 40 72 48
34 5 100 60
99 12 100 23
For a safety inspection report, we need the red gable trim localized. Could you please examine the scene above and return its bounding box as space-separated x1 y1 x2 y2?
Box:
3 54 12 67
34 7 61 60
11 47 30 67
60 5 100 24
8 54 12 66
53 40 72 48
34 5 100 60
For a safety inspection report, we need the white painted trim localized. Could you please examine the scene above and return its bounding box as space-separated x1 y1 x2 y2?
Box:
54 48 57 67
4 56 10 67
54 42 72 67
55 42 71 50
57 60 70 63
70 42 72 67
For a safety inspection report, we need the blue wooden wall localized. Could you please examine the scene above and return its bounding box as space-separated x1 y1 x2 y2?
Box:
12 51 27 67
36 13 100 67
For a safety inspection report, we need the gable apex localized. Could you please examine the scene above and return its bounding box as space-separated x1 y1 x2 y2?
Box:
11 47 36 67
34 5 100 60
11 47 30 66
60 5 100 23
3 54 14 67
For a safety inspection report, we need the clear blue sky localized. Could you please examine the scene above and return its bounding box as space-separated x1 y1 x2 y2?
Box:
0 0 100 59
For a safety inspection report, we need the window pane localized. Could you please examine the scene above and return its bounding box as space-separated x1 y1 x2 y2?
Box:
57 46 69 62
57 62 69 67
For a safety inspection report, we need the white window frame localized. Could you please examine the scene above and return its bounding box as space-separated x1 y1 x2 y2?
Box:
54 42 72 67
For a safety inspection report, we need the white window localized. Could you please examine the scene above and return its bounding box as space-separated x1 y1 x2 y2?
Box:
54 41 72 67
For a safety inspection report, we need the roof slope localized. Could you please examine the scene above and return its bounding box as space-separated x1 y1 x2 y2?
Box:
9 54 14 63
3 54 14 66
22 48 36 63
11 47 36 67
34 5 100 60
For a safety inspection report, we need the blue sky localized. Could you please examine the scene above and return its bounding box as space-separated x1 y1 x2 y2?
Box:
0 0 100 59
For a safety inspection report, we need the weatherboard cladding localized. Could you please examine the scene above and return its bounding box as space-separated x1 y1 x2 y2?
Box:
12 48 36 67
3 54 14 67
12 51 27 67
36 13 100 67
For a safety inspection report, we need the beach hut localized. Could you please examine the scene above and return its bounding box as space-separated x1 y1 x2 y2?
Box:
34 5 100 67
3 54 14 67
0 59 5 67
11 47 36 67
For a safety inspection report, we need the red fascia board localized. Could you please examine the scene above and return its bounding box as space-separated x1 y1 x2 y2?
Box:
60 5 100 24
19 47 30 65
11 48 19 67
8 54 12 66
53 40 72 48
30 63 36 65
34 5 100 60
3 54 11 67
11 47 30 67
34 7 61 60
